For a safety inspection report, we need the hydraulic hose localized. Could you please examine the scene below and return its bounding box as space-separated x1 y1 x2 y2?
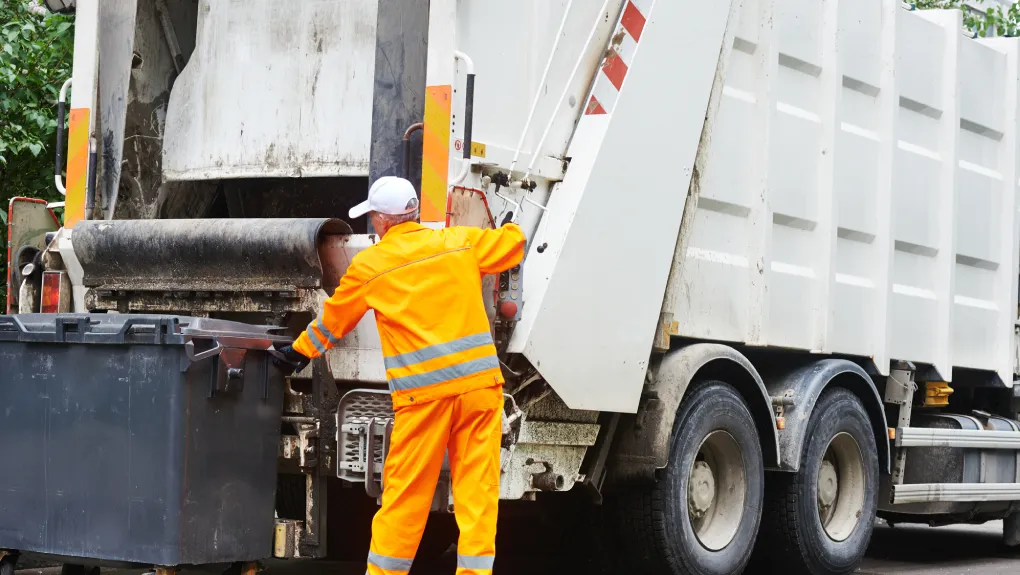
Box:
54 78 72 196
402 122 424 180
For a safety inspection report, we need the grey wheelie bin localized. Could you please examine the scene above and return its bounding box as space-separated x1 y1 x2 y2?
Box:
0 314 291 570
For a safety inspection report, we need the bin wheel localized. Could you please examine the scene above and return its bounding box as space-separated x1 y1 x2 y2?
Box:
61 565 99 575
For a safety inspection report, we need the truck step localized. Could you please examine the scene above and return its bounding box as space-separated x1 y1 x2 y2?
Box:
336 389 393 486
896 427 1020 450
892 482 1020 504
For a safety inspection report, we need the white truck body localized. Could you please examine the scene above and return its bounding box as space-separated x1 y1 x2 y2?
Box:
110 0 1020 411
316 0 1020 412
676 1 1020 386
23 0 1020 571
163 0 380 180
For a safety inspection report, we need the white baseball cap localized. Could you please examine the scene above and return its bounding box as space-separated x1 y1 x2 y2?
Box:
349 176 420 219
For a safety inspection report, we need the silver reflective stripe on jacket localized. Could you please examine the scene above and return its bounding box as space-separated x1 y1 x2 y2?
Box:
388 355 499 391
304 314 341 354
383 332 494 370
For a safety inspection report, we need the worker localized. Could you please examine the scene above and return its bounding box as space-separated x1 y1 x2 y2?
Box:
273 176 526 575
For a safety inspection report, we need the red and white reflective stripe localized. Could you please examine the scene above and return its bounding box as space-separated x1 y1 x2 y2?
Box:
584 0 653 116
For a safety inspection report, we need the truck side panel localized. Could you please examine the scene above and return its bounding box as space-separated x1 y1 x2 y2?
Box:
676 2 1020 383
510 0 741 413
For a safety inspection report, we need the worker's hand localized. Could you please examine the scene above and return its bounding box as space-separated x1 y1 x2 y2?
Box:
272 344 310 376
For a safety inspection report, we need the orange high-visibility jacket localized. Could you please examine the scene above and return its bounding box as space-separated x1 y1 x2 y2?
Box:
293 221 526 408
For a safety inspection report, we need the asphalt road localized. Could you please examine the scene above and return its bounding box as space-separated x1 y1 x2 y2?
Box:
17 520 1020 575
855 520 1019 575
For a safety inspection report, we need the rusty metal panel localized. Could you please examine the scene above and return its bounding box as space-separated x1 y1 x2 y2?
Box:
447 187 498 325
6 199 59 313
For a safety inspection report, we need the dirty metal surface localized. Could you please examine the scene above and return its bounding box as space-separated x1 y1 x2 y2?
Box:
6 199 59 312
316 234 387 384
336 389 392 483
97 0 137 220
368 0 427 192
447 187 496 230
500 442 589 500
162 0 378 181
74 218 350 292
84 289 320 314
516 421 601 447
318 233 374 294
110 0 203 220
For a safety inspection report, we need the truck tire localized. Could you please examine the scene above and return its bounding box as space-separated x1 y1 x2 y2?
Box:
754 388 878 575
0 556 16 575
1004 511 1020 547
612 380 763 575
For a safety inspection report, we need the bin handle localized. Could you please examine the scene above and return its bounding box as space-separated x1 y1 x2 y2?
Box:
185 339 223 363
105 316 174 344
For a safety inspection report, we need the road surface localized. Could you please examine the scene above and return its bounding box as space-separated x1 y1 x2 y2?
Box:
855 520 1019 575
17 521 1020 575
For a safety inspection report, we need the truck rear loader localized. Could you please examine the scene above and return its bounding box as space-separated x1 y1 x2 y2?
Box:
7 0 1020 574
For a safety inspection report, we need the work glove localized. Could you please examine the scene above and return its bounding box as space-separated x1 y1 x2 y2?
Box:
272 344 311 376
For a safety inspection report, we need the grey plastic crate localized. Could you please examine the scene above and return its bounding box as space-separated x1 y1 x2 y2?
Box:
0 314 291 567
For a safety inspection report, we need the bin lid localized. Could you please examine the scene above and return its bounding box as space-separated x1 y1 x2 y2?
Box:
0 314 292 348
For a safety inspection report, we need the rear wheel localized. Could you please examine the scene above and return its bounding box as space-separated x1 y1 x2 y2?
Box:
0 555 16 575
612 380 764 575
754 388 878 575
1004 511 1020 547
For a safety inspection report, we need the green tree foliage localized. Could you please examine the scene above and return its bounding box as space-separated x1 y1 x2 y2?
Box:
913 0 1020 37
0 0 73 310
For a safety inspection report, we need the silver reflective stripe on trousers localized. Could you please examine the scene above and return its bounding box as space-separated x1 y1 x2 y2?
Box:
389 355 500 391
383 332 494 370
367 550 413 572
457 554 495 570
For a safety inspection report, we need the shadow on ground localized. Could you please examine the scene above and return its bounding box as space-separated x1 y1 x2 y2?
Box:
17 521 1020 575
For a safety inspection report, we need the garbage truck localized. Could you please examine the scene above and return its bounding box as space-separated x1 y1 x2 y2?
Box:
8 0 1020 574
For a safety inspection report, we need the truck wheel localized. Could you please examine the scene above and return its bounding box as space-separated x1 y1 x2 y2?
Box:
0 556 16 575
755 388 878 575
613 380 763 575
1004 511 1020 547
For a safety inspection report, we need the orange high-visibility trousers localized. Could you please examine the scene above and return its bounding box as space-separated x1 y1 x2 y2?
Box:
366 384 503 575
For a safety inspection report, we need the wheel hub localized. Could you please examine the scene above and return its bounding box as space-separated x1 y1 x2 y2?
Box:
818 432 866 542
817 459 838 510
688 460 717 518
688 431 746 552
